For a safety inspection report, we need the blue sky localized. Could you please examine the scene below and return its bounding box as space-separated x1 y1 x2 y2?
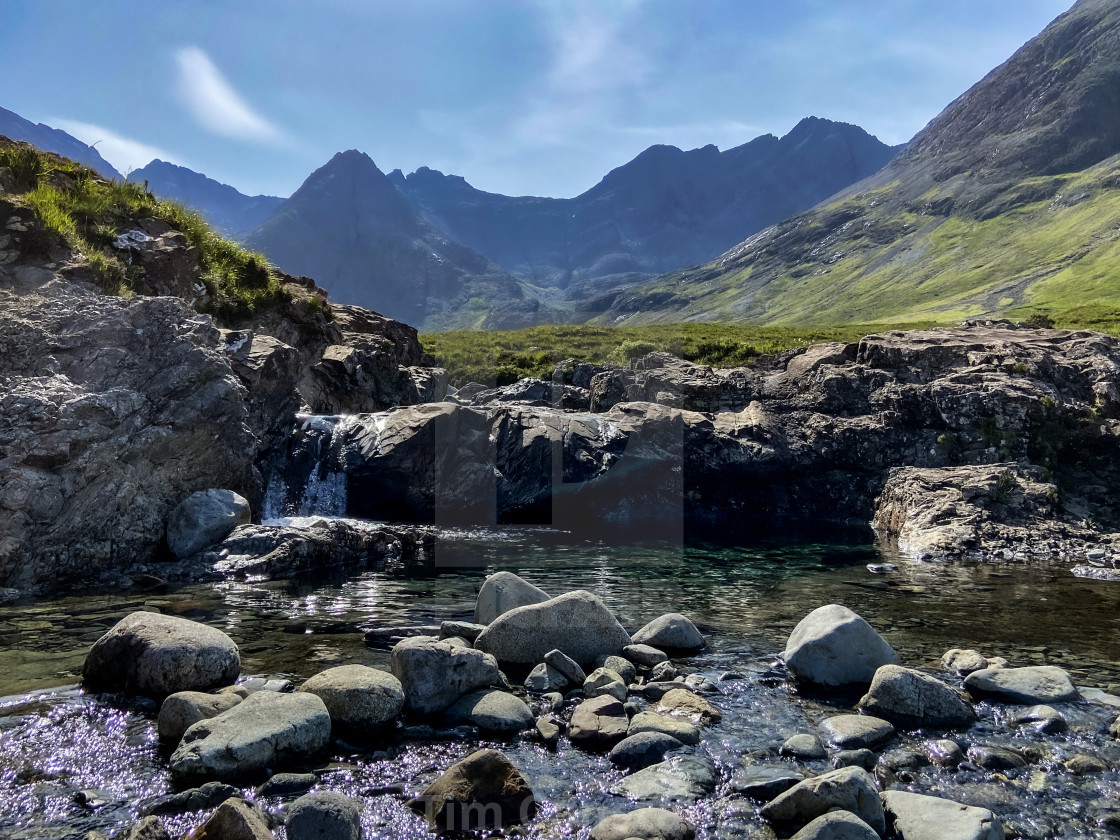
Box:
0 0 1074 198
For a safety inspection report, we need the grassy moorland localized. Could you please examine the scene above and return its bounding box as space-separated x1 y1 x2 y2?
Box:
421 321 940 386
0 141 289 322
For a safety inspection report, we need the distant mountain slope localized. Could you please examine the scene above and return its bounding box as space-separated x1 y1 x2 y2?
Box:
129 160 284 235
593 0 1120 327
391 117 898 288
0 106 120 179
243 150 531 329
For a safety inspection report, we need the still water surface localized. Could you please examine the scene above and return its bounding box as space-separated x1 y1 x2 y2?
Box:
2 526 1120 838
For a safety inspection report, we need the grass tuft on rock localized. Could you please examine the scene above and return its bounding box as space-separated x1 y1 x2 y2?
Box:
2 140 287 323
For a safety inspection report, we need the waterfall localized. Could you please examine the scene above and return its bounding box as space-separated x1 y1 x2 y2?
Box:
262 413 349 524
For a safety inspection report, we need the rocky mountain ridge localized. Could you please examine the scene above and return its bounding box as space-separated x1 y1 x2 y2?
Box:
128 160 284 236
241 119 896 329
594 0 1120 327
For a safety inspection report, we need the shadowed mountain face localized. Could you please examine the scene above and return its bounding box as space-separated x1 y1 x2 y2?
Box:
242 150 528 329
391 117 898 287
243 119 896 329
128 160 284 235
0 107 120 179
593 0 1120 327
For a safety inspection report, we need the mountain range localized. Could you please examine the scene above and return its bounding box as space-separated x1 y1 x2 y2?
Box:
0 106 120 179
591 0 1120 327
243 117 897 328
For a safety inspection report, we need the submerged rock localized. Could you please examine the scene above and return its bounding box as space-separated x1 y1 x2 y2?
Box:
760 766 885 836
631 613 705 651
730 766 804 800
474 571 550 624
409 749 536 833
298 664 404 731
166 489 250 560
963 665 1080 704
857 665 976 729
657 688 722 724
390 637 499 714
589 807 696 840
83 612 240 699
474 590 631 666
783 605 898 688
170 692 331 782
780 733 827 760
610 755 718 803
881 790 1004 840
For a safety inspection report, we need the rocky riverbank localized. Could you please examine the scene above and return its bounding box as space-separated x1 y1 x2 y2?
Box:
32 570 1120 839
265 323 1120 569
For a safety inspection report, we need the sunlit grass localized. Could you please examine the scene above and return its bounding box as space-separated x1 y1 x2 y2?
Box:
2 141 288 323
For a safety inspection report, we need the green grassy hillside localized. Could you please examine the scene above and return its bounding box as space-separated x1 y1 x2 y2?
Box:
592 159 1120 332
0 139 289 323
421 321 937 386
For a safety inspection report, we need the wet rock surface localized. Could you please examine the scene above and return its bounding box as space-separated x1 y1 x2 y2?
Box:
83 612 241 699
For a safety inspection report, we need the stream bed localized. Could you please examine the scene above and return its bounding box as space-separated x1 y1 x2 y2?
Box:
2 525 1120 839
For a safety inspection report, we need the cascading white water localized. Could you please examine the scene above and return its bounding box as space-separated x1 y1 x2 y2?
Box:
262 413 349 524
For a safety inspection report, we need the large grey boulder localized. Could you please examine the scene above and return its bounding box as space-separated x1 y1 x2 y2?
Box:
157 690 242 744
83 612 240 699
390 636 499 714
286 791 361 840
783 605 899 688
858 665 976 729
963 666 1079 704
631 613 704 651
166 489 251 559
590 807 696 840
409 748 536 832
881 790 1004 840
474 571 550 624
444 689 534 734
169 691 331 782
474 590 631 666
298 664 404 730
791 811 881 840
610 755 718 803
760 766 885 836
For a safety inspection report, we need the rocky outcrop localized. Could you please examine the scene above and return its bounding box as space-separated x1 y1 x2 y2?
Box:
0 267 260 589
312 325 1120 550
0 244 446 591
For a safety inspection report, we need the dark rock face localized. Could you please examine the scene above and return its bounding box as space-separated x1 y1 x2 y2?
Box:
311 325 1120 551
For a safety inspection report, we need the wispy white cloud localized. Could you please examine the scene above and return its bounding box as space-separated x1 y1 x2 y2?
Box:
174 46 285 144
51 119 179 173
512 0 651 146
